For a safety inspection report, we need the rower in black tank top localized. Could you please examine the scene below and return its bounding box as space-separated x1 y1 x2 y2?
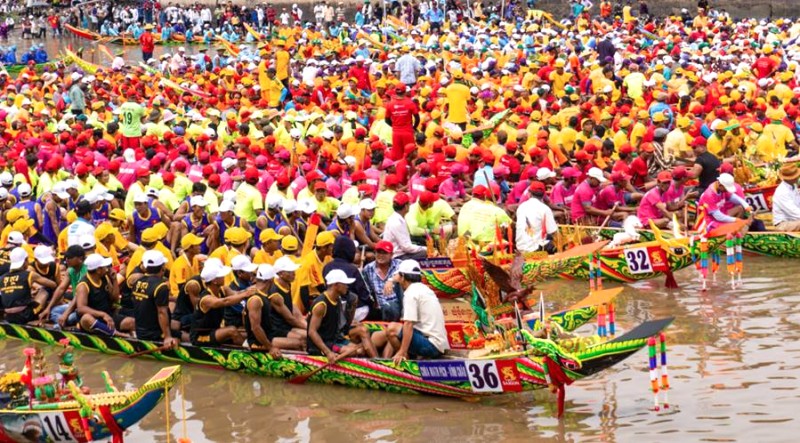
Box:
132 274 170 341
306 293 341 356
190 285 225 346
0 269 35 324
268 281 294 338
172 275 202 331
244 290 273 347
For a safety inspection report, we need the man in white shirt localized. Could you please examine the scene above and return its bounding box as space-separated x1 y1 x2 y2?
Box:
395 47 422 86
772 164 800 231
516 181 558 253
382 192 426 260
372 259 449 362
66 201 96 247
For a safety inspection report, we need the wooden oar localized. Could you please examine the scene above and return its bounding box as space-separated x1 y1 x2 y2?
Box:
288 347 359 384
126 343 173 359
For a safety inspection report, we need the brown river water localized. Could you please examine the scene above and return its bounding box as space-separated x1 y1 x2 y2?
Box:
1 254 798 443
0 35 797 442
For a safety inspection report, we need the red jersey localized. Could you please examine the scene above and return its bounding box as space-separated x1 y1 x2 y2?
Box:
385 98 418 130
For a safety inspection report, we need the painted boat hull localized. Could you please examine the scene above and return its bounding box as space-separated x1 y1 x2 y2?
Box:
0 318 671 398
0 365 179 443
65 24 206 46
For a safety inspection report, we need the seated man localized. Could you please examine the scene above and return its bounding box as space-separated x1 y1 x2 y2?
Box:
373 260 449 362
264 257 307 344
773 164 800 231
244 263 304 355
638 171 677 228
76 254 135 337
307 269 378 359
0 248 56 324
570 167 615 225
362 241 402 321
129 250 179 347
189 258 256 346
697 173 753 233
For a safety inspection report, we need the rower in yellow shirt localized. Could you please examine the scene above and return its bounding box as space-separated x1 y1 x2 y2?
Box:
252 229 284 265
169 234 205 298
209 227 251 285
126 226 175 279
294 231 334 315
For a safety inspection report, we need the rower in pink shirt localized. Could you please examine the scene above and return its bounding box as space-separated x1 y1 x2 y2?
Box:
438 163 467 202
551 167 581 208
697 173 752 232
638 171 675 228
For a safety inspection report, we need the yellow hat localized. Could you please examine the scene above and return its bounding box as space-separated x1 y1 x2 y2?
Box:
12 218 34 234
141 227 160 244
6 208 25 224
749 122 764 133
66 210 77 224
316 231 335 247
225 227 252 246
152 222 169 240
452 69 464 80
94 223 116 242
652 112 667 123
259 228 284 243
763 45 773 54
554 59 566 67
181 233 205 250
637 110 650 120
619 117 632 128
530 110 542 121
600 111 613 121
766 108 786 121
109 208 126 222
281 235 299 251
548 115 561 126
676 116 691 129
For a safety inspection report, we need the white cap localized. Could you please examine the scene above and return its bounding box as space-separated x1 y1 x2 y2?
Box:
64 179 79 191
9 247 27 270
221 158 236 170
7 231 24 246
299 199 317 214
85 253 112 271
133 193 149 204
536 168 557 181
587 167 607 183
201 259 232 282
325 269 356 285
222 190 236 203
709 119 725 131
336 204 357 219
256 264 276 281
0 171 11 186
142 250 167 268
17 183 31 197
179 46 186 52
283 200 298 213
273 256 300 273
718 173 737 193
123 148 136 163
359 198 377 210
79 234 96 250
219 200 235 212
146 187 160 199
344 156 356 166
266 195 283 209
0 188 7 200
289 128 302 139
33 245 55 264
398 259 422 275
231 255 258 273
190 196 208 207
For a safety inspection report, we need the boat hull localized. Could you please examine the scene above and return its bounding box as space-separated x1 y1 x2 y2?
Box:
0 319 670 399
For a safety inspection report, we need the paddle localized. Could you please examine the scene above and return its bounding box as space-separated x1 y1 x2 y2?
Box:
126 343 173 359
288 347 360 385
598 203 618 230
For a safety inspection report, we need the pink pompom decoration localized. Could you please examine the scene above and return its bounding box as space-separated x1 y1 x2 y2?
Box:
23 348 36 356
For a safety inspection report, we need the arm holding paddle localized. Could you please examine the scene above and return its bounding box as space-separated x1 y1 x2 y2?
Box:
247 297 281 358
308 302 338 361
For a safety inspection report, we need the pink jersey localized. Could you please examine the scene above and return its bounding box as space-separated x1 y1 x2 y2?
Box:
570 181 598 222
596 185 624 210
438 177 466 200
720 183 745 213
662 183 685 204
551 181 576 206
409 174 426 202
637 186 665 224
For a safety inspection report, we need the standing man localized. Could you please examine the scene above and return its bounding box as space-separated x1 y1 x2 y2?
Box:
140 23 155 62
384 84 420 161
117 99 145 150
395 46 422 86
69 75 87 116
382 192 426 260
374 260 448 361
444 70 471 130
515 181 558 254
772 164 800 231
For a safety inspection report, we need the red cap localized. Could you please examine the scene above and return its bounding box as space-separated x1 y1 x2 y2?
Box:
672 166 690 180
718 162 734 174
136 167 150 178
424 176 439 192
394 84 406 94
245 167 259 183
640 143 655 153
393 192 410 206
619 143 634 154
75 164 88 176
574 150 591 161
473 185 488 198
306 171 322 182
419 191 439 205
375 240 394 254
444 145 457 158
265 135 276 144
505 141 518 153
162 171 175 185
691 136 707 147
328 163 342 176
528 181 546 193
314 181 328 191
610 171 630 183
351 171 367 182
355 128 367 138
202 165 214 177
276 172 291 187
657 171 672 182
385 174 400 186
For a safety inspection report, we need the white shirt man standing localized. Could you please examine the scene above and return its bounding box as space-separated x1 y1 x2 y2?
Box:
516 181 558 254
773 164 800 231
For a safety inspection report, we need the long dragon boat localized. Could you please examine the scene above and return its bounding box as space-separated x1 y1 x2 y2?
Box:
574 224 800 259
0 362 179 443
64 24 204 46
0 318 672 407
556 220 748 286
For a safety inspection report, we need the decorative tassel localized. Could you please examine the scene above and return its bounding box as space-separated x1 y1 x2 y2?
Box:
648 336 660 411
664 269 678 289
597 304 607 337
608 302 616 337
711 250 720 282
595 253 603 290
726 234 736 290
735 234 743 287
659 332 670 409
699 236 709 291
588 253 596 292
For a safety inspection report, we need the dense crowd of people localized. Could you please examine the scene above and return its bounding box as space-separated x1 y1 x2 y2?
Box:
0 0 799 361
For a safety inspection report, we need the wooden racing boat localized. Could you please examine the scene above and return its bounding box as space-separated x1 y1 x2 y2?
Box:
0 318 672 405
65 24 205 46
0 361 179 443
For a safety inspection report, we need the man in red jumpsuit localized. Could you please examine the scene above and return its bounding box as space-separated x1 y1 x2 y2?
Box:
140 24 155 63
384 84 419 161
